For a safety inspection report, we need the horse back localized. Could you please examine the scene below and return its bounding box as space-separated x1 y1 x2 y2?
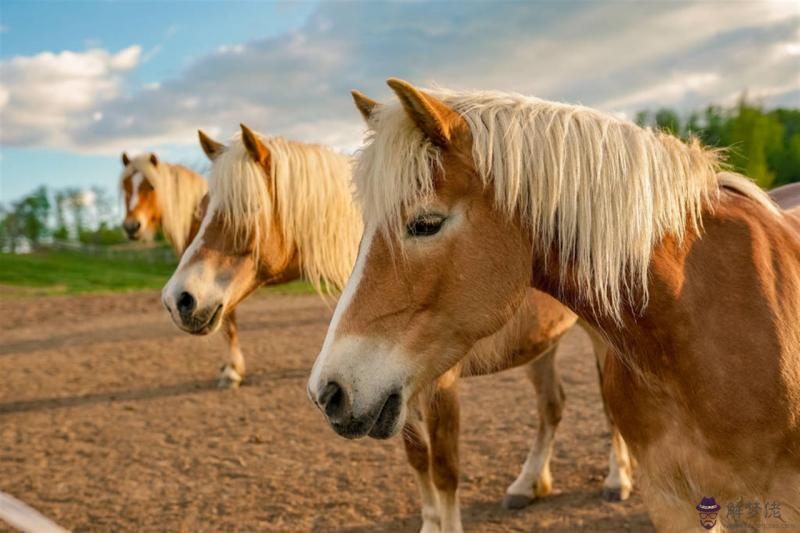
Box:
769 182 800 211
768 183 800 236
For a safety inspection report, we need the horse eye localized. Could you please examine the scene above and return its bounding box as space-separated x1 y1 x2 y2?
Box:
406 214 446 237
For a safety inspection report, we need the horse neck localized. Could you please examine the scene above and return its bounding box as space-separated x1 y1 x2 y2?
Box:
531 192 800 373
161 165 205 256
161 208 187 256
261 250 303 287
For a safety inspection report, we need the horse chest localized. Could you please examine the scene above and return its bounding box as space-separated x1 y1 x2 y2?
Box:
603 345 800 513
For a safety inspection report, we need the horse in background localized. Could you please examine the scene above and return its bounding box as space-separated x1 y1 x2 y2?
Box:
161 126 359 368
162 124 634 533
120 152 206 252
119 152 245 387
308 79 800 531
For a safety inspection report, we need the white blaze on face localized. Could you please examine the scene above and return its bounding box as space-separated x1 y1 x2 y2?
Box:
309 225 376 392
316 226 375 363
162 200 228 321
128 172 144 211
308 225 412 424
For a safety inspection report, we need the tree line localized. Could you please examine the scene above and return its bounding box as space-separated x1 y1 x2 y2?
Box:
635 98 799 189
0 186 130 252
2 97 798 252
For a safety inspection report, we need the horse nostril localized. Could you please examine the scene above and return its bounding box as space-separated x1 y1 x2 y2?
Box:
176 291 196 315
123 220 141 235
319 381 348 421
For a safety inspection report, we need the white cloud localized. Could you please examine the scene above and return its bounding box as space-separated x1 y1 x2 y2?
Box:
217 44 245 54
108 46 141 70
599 74 722 111
1 2 798 156
0 45 141 147
0 85 9 108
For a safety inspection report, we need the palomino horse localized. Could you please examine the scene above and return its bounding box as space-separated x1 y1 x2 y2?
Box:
163 124 633 532
119 152 246 387
309 79 800 532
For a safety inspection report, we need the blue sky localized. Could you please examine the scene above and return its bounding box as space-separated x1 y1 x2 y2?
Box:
1 0 798 206
0 0 316 202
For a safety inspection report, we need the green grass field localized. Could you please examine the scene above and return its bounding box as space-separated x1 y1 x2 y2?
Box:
0 250 316 297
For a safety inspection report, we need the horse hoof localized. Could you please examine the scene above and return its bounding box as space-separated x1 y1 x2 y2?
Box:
218 365 243 388
502 493 534 510
602 487 629 502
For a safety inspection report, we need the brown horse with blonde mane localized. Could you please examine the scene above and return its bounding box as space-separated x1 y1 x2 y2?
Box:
119 152 247 387
308 79 800 531
165 124 635 532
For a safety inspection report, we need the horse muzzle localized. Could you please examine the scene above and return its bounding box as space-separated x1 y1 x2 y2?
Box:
163 289 224 335
311 381 405 440
123 219 141 240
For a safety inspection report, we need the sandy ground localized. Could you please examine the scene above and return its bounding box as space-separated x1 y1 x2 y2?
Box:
0 291 654 532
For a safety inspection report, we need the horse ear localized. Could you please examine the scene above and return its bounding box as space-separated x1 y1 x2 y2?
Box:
240 123 270 165
122 152 130 167
351 90 381 125
149 153 159 167
240 123 274 196
198 130 225 161
386 78 461 147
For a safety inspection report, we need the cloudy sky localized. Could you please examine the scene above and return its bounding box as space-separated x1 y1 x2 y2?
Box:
1 0 798 202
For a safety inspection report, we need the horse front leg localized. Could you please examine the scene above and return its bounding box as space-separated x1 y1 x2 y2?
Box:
218 309 246 388
503 346 564 509
586 325 634 501
425 369 463 533
403 403 440 533
602 427 633 501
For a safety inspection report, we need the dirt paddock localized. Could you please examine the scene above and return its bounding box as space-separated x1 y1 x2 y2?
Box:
0 291 654 532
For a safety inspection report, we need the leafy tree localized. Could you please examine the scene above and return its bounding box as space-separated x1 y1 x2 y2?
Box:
634 97 799 187
53 190 69 240
0 208 21 252
655 108 681 135
79 222 127 246
91 186 114 226
684 112 702 138
726 99 784 188
64 188 88 234
769 132 800 186
13 186 51 247
700 105 727 147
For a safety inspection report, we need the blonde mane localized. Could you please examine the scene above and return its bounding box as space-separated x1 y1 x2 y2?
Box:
210 134 361 293
356 88 774 320
121 155 208 254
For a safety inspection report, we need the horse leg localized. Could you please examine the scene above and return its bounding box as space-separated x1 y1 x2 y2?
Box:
218 310 246 388
403 403 441 533
602 428 633 502
586 327 634 501
425 370 463 533
503 346 564 509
